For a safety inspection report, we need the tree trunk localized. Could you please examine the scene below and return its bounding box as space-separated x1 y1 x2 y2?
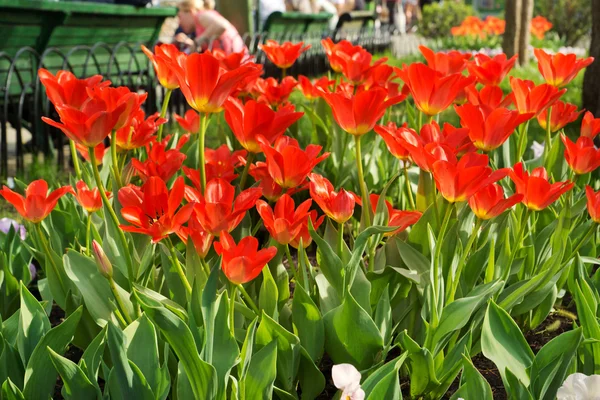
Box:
503 0 522 58
583 0 600 116
517 0 533 65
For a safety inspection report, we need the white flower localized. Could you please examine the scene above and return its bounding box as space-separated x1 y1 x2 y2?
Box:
557 373 600 399
6 177 14 189
332 364 365 400
531 140 545 160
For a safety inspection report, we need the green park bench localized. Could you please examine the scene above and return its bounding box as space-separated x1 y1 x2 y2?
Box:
262 11 332 36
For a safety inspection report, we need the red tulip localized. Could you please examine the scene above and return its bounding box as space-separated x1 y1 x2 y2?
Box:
509 162 574 211
173 52 261 113
249 161 286 202
536 101 582 133
259 40 310 69
74 180 111 213
131 140 186 182
561 135 600 175
468 183 523 220
253 76 298 108
585 186 600 223
118 176 194 243
308 173 360 224
214 231 277 285
337 48 386 84
75 142 109 164
534 49 594 88
141 44 182 90
86 86 147 130
530 16 553 40
432 153 509 203
455 103 532 151
375 122 411 161
209 49 253 71
173 110 200 134
420 121 474 156
187 178 262 236
321 86 403 136
114 110 166 151
419 46 471 75
256 194 313 245
581 111 600 139
321 38 362 73
290 210 324 249
183 145 246 186
224 98 303 153
362 63 395 90
297 75 334 100
467 53 518 86
177 211 214 259
464 84 513 115
38 69 109 110
260 136 329 189
395 63 473 116
0 180 73 223
369 194 422 235
510 77 565 117
395 126 457 172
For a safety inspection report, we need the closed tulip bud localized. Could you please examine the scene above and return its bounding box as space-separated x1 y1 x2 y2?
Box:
92 240 112 279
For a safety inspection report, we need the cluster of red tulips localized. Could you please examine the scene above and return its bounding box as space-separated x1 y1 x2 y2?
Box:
0 36 597 306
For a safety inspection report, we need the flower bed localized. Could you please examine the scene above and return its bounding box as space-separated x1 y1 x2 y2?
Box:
0 39 597 399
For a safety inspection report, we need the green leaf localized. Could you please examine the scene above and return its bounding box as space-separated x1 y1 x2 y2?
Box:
212 292 240 398
2 378 25 400
201 264 220 365
505 368 534 400
48 347 100 399
297 347 325 400
259 267 279 320
81 325 107 384
159 244 188 306
22 307 83 400
323 291 383 370
238 318 258 379
363 354 407 400
530 328 583 400
481 301 534 388
396 331 440 396
461 355 493 400
17 283 50 366
255 312 300 392
0 333 25 390
373 286 392 345
395 239 430 282
291 284 324 363
241 341 277 400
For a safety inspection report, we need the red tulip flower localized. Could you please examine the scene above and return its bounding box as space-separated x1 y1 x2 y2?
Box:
375 122 411 161
141 43 182 90
321 38 362 73
581 111 600 139
510 77 565 117
321 86 403 136
432 153 509 203
260 136 329 189
290 210 324 249
455 103 532 151
561 135 600 175
183 145 246 185
38 69 109 110
509 162 574 211
256 194 313 245
249 161 286 202
537 101 582 133
337 48 387 85
297 75 334 100
131 140 186 182
259 40 311 69
395 63 473 116
396 127 457 172
214 231 277 285
187 178 262 236
177 211 214 259
468 183 523 220
308 173 360 224
534 49 594 88
464 84 513 115
420 121 474 156
74 180 110 213
173 52 261 113
530 16 553 40
0 180 72 223
224 98 303 153
118 177 194 243
253 76 298 108
363 64 395 90
419 46 471 75
87 86 147 131
369 194 422 235
585 186 600 224
75 142 109 164
173 110 200 134
467 53 518 86
114 110 166 151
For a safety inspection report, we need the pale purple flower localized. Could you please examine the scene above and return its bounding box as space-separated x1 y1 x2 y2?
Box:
0 218 26 240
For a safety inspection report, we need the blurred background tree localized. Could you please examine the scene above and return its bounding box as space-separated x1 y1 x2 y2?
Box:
418 1 475 39
534 0 591 47
583 0 599 116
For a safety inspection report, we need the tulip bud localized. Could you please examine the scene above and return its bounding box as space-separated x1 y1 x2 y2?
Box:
92 240 113 279
121 162 135 186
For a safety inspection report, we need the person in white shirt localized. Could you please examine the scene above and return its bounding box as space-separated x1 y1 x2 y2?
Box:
258 0 286 29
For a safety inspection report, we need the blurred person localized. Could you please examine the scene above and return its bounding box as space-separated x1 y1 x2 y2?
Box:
259 0 286 29
176 0 247 54
404 0 420 29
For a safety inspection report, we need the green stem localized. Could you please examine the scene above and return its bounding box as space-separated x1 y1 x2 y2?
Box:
166 237 192 298
69 140 82 179
285 244 298 284
543 106 552 166
239 152 255 190
447 218 482 302
229 284 237 337
336 132 350 186
432 202 453 328
508 208 531 281
355 135 376 272
89 147 134 287
238 284 261 316
281 68 287 78
108 277 133 325
110 133 122 188
418 110 423 131
35 223 66 293
337 222 345 260
200 257 211 277
403 165 416 210
86 213 92 256
566 223 597 261
156 89 172 143
198 113 209 193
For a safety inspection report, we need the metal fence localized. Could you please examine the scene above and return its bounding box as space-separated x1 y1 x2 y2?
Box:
0 26 399 179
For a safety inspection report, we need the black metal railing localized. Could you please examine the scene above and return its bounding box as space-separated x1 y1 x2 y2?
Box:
0 27 395 179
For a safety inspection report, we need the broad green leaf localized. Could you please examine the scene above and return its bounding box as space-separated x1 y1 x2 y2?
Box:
505 368 534 400
23 307 83 400
431 332 472 399
48 347 100 399
462 355 493 400
241 341 277 400
238 318 258 379
212 292 240 398
363 354 407 400
0 333 24 391
159 244 188 306
259 267 279 320
481 301 534 387
2 378 24 400
17 283 50 366
396 331 440 396
395 239 429 281
291 284 324 363
81 325 107 384
373 286 392 345
297 347 325 400
201 264 220 365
